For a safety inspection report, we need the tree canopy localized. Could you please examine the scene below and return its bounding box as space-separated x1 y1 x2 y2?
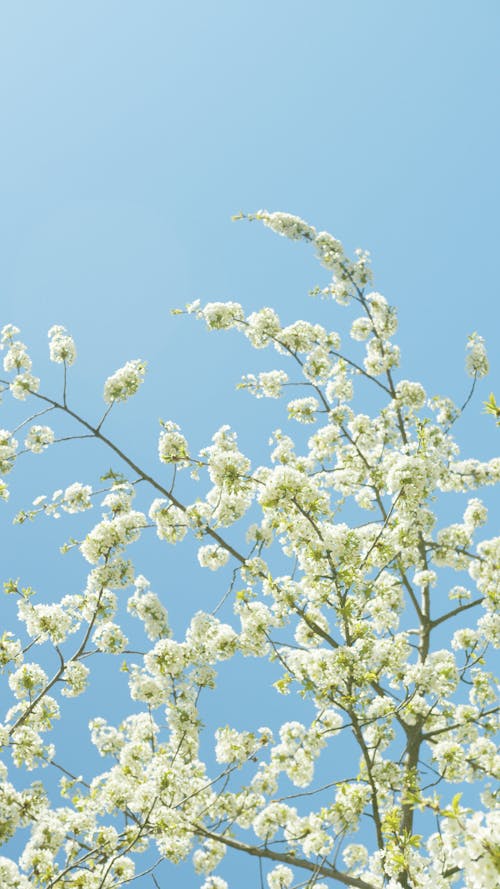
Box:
0 213 498 889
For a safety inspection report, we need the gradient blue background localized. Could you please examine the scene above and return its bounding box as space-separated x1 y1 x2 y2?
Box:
1 2 499 887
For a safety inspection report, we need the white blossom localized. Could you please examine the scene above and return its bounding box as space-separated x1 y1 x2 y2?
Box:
0 632 23 670
10 372 40 400
61 661 89 697
200 877 229 889
9 663 48 700
240 369 288 398
267 865 293 889
0 857 31 889
3 340 32 373
48 324 77 365
0 429 17 473
127 575 170 640
197 544 230 570
245 307 281 348
24 425 55 453
395 379 426 408
18 601 73 644
93 621 128 654
149 498 188 543
202 301 245 330
350 316 372 341
466 332 489 378
103 359 146 403
287 396 319 423
80 511 147 563
158 420 190 465
255 210 316 241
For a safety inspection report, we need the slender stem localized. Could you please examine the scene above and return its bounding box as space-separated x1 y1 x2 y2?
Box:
10 583 107 735
27 387 249 567
430 596 484 629
194 826 376 889
63 361 68 407
12 405 56 435
329 348 391 394
348 708 384 849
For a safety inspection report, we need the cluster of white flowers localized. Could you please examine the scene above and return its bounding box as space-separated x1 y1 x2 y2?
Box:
48 324 77 365
24 425 55 453
9 373 40 400
325 363 354 402
268 720 327 787
236 599 276 655
9 724 55 770
0 428 17 473
61 661 89 697
200 301 245 330
366 291 398 338
17 600 74 645
332 782 372 832
245 307 281 348
242 211 372 298
214 725 271 765
430 395 460 426
315 230 346 271
428 809 500 889
350 315 372 341
266 864 293 889
0 214 498 889
1 329 32 373
149 498 187 542
258 464 326 514
0 631 23 671
287 395 319 423
34 481 93 518
1 325 40 400
158 419 190 466
395 379 426 409
200 877 228 889
404 649 459 697
186 611 238 664
239 369 288 398
193 839 227 875
463 496 488 531
465 332 489 378
103 358 146 403
89 716 125 757
0 857 31 889
80 510 147 563
364 337 400 376
198 425 255 527
127 575 170 639
144 637 189 679
412 568 437 589
278 320 326 354
253 210 316 241
93 621 128 654
101 482 136 515
197 544 230 570
307 421 342 462
8 662 48 700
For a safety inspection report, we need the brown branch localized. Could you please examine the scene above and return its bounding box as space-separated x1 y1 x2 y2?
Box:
195 826 376 889
430 597 484 629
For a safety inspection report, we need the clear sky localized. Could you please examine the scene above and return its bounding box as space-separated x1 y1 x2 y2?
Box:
1 2 499 886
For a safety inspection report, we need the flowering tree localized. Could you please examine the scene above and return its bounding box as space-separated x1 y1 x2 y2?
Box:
0 212 498 889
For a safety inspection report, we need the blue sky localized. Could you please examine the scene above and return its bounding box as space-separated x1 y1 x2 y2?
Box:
1 2 499 886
